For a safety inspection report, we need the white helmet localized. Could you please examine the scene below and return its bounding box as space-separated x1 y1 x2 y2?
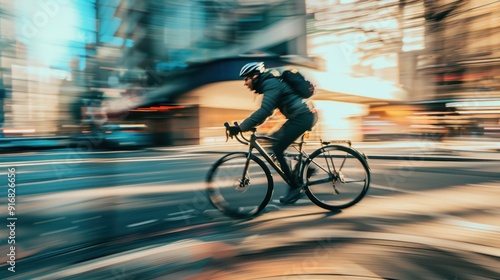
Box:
239 62 265 77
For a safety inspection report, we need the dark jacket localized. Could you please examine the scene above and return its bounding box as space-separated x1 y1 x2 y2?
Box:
239 70 313 132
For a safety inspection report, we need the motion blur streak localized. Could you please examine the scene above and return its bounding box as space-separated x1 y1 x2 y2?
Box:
0 0 499 279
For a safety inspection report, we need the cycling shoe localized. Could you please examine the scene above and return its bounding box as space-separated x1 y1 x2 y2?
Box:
279 187 305 204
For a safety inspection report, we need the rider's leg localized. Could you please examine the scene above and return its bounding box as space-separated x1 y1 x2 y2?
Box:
273 114 315 204
272 121 303 188
272 112 316 181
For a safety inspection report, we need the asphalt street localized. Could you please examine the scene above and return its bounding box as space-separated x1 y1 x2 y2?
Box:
0 144 499 279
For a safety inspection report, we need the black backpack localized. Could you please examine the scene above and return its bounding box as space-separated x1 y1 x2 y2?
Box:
280 69 315 98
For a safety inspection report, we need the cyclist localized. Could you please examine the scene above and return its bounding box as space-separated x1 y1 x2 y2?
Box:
227 62 318 204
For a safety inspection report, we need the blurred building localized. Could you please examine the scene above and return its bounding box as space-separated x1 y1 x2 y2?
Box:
2 0 496 143
0 0 97 137
94 0 324 144
0 0 410 143
103 0 412 143
305 0 499 140
407 0 500 137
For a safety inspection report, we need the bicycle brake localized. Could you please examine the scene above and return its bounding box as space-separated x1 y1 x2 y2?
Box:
224 122 233 141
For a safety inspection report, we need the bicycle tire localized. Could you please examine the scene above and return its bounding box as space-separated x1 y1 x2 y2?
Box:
302 145 370 210
206 152 274 218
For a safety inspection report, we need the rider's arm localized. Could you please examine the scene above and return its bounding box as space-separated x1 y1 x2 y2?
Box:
239 80 281 132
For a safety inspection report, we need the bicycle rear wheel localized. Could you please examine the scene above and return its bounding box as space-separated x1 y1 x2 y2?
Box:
303 145 370 210
206 152 274 218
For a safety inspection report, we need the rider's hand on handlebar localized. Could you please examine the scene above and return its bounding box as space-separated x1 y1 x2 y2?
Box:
227 125 241 137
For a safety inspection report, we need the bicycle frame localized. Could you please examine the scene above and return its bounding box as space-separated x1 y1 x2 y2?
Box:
233 129 307 187
226 123 360 189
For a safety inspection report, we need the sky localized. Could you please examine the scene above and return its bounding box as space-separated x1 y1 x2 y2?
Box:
15 0 97 71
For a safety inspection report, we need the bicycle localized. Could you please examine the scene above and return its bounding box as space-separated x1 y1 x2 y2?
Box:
206 122 371 218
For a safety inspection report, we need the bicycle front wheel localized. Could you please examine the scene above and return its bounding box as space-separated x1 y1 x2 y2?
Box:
303 145 370 210
206 152 274 218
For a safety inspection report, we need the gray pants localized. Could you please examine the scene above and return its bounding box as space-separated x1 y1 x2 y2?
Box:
272 111 317 188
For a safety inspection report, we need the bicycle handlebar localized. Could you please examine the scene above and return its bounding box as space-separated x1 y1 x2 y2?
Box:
224 123 352 148
224 121 293 145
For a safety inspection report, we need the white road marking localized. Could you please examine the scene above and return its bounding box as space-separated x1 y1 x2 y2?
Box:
168 209 196 216
34 217 65 225
72 216 102 223
126 219 158 228
164 215 195 222
165 210 198 221
40 226 79 236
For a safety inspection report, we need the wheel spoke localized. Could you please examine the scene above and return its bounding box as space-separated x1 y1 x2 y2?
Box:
207 153 273 218
308 177 333 186
304 145 370 210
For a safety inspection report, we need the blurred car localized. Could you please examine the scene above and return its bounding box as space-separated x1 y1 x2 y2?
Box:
71 123 152 150
102 123 152 148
